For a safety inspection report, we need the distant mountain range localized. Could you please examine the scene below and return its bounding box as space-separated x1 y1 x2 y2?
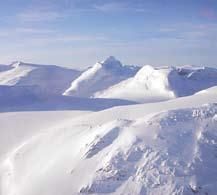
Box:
1 56 216 104
0 61 80 95
1 57 217 195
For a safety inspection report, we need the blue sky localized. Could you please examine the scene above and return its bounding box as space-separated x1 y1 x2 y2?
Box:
0 0 217 68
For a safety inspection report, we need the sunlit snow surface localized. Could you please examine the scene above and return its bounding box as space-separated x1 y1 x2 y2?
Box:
63 56 139 97
0 61 80 95
1 86 217 195
95 65 217 103
0 59 217 195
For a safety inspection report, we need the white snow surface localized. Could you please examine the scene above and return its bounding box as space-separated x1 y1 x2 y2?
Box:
0 110 91 162
63 56 139 97
95 65 217 103
0 58 217 195
0 61 80 95
1 86 217 195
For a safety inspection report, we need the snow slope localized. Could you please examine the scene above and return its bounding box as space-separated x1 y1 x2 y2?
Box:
0 64 11 72
0 85 43 103
63 56 139 97
0 84 136 112
0 61 136 112
1 86 217 195
95 65 217 103
0 110 91 162
0 61 81 95
0 58 217 195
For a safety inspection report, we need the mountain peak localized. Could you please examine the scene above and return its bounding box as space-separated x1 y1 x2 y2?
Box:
10 61 25 68
103 56 118 63
100 56 123 70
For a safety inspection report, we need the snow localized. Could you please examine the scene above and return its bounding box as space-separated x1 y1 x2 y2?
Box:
1 86 217 195
0 61 81 95
95 65 217 103
0 60 137 112
63 56 139 97
0 110 91 162
0 58 217 195
0 86 136 112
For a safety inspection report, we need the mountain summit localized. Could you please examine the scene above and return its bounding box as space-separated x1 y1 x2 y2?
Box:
99 56 122 70
63 56 139 97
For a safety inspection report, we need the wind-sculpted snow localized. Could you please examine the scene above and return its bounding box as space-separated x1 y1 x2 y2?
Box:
1 102 217 195
63 56 139 97
95 65 217 103
79 105 217 194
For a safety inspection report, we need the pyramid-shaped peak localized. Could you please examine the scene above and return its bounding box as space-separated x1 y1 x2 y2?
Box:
10 61 25 68
100 56 123 70
103 56 119 63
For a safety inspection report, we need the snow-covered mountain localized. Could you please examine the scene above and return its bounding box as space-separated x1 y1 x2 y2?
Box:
0 57 217 195
63 56 140 97
95 65 217 103
0 60 138 112
0 61 81 95
1 86 217 195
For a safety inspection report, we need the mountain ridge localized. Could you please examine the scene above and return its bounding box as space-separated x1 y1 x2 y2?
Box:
0 61 81 95
63 56 140 97
95 64 217 103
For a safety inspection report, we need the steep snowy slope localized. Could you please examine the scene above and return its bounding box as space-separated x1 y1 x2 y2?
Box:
1 86 217 195
95 65 217 103
0 61 81 95
63 56 139 97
